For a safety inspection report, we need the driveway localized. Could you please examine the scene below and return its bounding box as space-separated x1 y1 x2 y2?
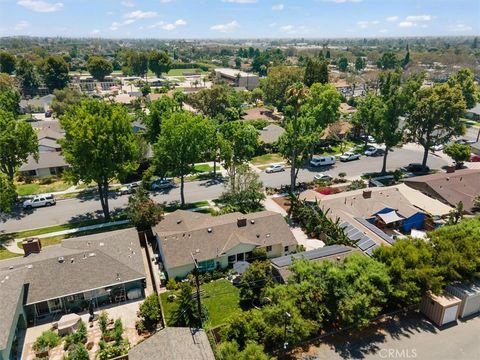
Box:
299 313 480 360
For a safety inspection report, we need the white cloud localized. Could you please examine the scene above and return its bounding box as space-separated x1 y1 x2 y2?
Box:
17 0 63 12
210 20 239 32
110 22 121 31
406 15 434 22
280 25 294 31
148 19 186 31
222 0 257 2
322 0 362 3
124 10 157 19
448 23 473 32
175 19 186 26
357 20 379 28
386 16 398 21
162 23 176 30
280 24 310 35
123 19 135 25
379 28 388 33
121 0 134 7
14 20 29 30
91 29 100 35
160 0 175 2
272 3 284 11
399 21 415 27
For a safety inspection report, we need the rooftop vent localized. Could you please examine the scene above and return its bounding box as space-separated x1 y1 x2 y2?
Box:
58 256 65 263
70 258 74 263
99 242 104 247
207 228 213 233
250 219 255 224
237 218 247 227
88 252 96 257
363 190 372 199
177 219 182 224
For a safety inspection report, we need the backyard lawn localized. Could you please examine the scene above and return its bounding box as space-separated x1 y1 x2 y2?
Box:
167 68 207 76
160 279 241 329
252 153 285 165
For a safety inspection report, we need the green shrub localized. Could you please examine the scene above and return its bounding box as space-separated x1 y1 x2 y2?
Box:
166 278 178 290
71 320 87 344
98 311 108 336
138 293 161 330
33 330 60 351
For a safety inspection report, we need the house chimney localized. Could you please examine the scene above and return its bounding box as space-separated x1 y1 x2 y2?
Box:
22 238 42 256
362 190 372 199
237 218 247 227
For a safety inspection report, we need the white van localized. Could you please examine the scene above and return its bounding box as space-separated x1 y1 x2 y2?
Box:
310 156 336 167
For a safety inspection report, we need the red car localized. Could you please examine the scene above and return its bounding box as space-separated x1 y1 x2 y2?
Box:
470 154 480 162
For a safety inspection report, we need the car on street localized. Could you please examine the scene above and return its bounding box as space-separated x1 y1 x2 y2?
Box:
310 156 336 167
367 135 376 143
402 163 430 174
339 152 361 162
23 194 56 209
470 154 480 162
314 173 332 182
364 147 380 156
265 164 285 173
431 144 444 152
151 178 175 191
455 139 475 145
116 182 140 195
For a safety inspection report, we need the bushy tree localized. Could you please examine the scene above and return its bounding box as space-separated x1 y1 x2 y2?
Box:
0 109 38 180
0 89 21 114
128 51 149 78
60 100 139 220
239 260 274 305
0 173 16 214
377 52 398 69
138 293 161 330
149 50 172 77
16 58 39 94
353 92 384 148
304 58 329 86
86 56 113 81
126 187 163 232
39 55 70 91
0 51 16 74
448 68 478 109
172 282 206 327
69 344 89 360
51 88 83 116
444 143 471 168
188 84 241 121
260 66 304 110
143 96 176 143
355 56 365 71
217 341 271 360
338 57 349 72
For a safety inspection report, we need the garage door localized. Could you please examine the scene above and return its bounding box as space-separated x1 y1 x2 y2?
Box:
463 294 480 317
442 305 458 325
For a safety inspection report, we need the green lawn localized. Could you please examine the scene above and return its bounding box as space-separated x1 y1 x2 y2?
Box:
0 247 21 260
193 164 213 173
163 200 210 213
160 279 241 328
16 181 72 196
251 153 285 165
166 68 207 76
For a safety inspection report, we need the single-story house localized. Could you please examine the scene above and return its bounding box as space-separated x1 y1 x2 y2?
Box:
155 210 298 280
271 245 360 283
19 152 69 178
404 169 480 214
19 94 54 114
339 103 357 115
38 138 61 152
128 327 215 360
0 228 146 329
258 124 285 144
312 184 452 254
321 120 353 141
242 107 282 122
465 103 480 121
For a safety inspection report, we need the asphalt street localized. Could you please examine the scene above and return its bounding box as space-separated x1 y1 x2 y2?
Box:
0 144 456 233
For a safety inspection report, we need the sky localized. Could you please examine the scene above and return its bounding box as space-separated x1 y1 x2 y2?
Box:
0 0 479 39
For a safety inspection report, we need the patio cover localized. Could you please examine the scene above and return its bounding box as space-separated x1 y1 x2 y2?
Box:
377 210 404 224
233 261 250 274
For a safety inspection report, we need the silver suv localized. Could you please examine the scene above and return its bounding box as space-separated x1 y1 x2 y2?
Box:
23 194 56 209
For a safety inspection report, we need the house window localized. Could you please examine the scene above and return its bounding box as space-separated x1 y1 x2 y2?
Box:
245 251 253 261
228 255 236 264
284 246 289 253
198 259 215 272
236 253 244 261
266 245 272 252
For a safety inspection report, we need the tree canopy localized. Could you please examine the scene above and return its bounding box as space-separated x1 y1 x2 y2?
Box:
149 50 172 77
0 51 16 74
304 58 329 87
87 56 113 81
39 55 70 91
260 66 304 111
126 187 163 232
448 68 478 109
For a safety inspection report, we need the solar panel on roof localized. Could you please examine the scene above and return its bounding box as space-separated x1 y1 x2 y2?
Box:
354 217 395 245
358 239 376 251
270 245 352 268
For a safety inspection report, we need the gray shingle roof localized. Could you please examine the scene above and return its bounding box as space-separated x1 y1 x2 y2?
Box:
19 152 68 171
128 328 215 360
0 228 146 305
0 268 27 349
258 124 285 144
155 210 297 269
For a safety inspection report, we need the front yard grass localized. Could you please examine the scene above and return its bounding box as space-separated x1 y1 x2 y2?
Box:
16 180 71 196
160 279 241 329
251 153 284 165
0 247 21 260
193 164 213 173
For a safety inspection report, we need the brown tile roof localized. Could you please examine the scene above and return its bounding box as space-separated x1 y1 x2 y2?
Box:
242 107 281 121
404 169 480 213
155 210 297 269
340 103 357 114
321 120 353 140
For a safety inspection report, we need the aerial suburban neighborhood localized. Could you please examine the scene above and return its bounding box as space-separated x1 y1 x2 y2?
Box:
0 0 479 359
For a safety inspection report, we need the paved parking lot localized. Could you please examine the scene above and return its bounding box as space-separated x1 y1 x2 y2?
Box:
300 313 480 360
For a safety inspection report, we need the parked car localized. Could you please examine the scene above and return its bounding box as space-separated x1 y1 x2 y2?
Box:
151 179 175 191
314 173 332 181
431 144 444 152
470 154 480 162
455 139 475 145
265 164 285 173
45 109 53 118
364 147 379 156
310 156 336 167
23 194 56 209
402 163 430 174
339 152 361 162
116 182 140 195
367 135 376 143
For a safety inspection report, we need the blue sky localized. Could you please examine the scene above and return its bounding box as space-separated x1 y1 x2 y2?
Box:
0 0 479 38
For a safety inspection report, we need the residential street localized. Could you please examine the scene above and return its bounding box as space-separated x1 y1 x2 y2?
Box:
0 145 450 233
301 314 480 360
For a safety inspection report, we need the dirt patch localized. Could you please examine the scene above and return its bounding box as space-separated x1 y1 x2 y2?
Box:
272 196 291 213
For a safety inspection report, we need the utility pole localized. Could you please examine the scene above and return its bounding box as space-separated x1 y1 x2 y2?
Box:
191 253 203 328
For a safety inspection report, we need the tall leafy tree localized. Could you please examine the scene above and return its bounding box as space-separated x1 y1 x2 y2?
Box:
143 96 176 143
60 100 139 220
0 109 38 180
303 58 329 87
355 56 365 71
0 51 16 74
448 68 478 109
126 187 163 235
154 111 209 205
0 173 16 214
39 55 70 91
15 58 40 95
353 92 385 148
86 56 113 81
406 83 466 168
444 143 471 168
260 66 304 111
338 57 348 72
0 89 21 114
148 50 172 78
377 52 398 70
188 85 241 121
128 51 149 78
51 88 83 116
